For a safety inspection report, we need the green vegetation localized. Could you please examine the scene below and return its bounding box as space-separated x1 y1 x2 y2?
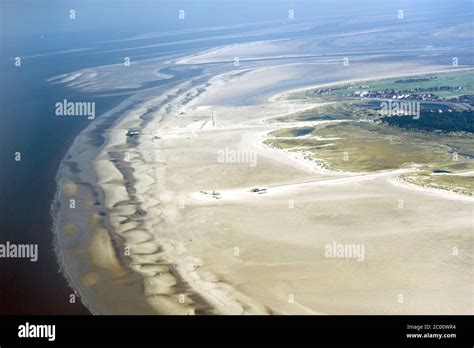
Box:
267 122 454 172
334 71 471 96
364 71 474 94
382 110 474 133
401 172 474 196
271 102 379 123
270 70 474 195
266 137 329 149
270 126 315 137
266 120 474 194
288 70 474 103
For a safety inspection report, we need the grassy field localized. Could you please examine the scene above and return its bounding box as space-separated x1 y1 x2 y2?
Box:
271 102 379 123
270 126 315 138
266 121 474 194
401 171 474 196
289 70 474 100
267 122 455 171
334 70 474 94
269 71 474 195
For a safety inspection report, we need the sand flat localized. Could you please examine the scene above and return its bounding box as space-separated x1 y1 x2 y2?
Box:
87 60 473 314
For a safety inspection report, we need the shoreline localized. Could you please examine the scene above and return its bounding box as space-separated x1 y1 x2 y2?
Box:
260 123 474 201
93 77 271 314
388 175 474 202
51 97 156 315
52 59 474 314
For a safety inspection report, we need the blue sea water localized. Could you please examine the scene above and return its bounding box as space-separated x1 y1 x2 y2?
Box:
0 0 329 314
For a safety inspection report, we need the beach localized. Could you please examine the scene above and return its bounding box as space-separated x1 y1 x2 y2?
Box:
57 62 471 314
45 4 474 315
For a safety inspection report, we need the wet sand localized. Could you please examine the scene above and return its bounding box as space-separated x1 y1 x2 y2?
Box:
50 13 474 314
74 62 472 314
